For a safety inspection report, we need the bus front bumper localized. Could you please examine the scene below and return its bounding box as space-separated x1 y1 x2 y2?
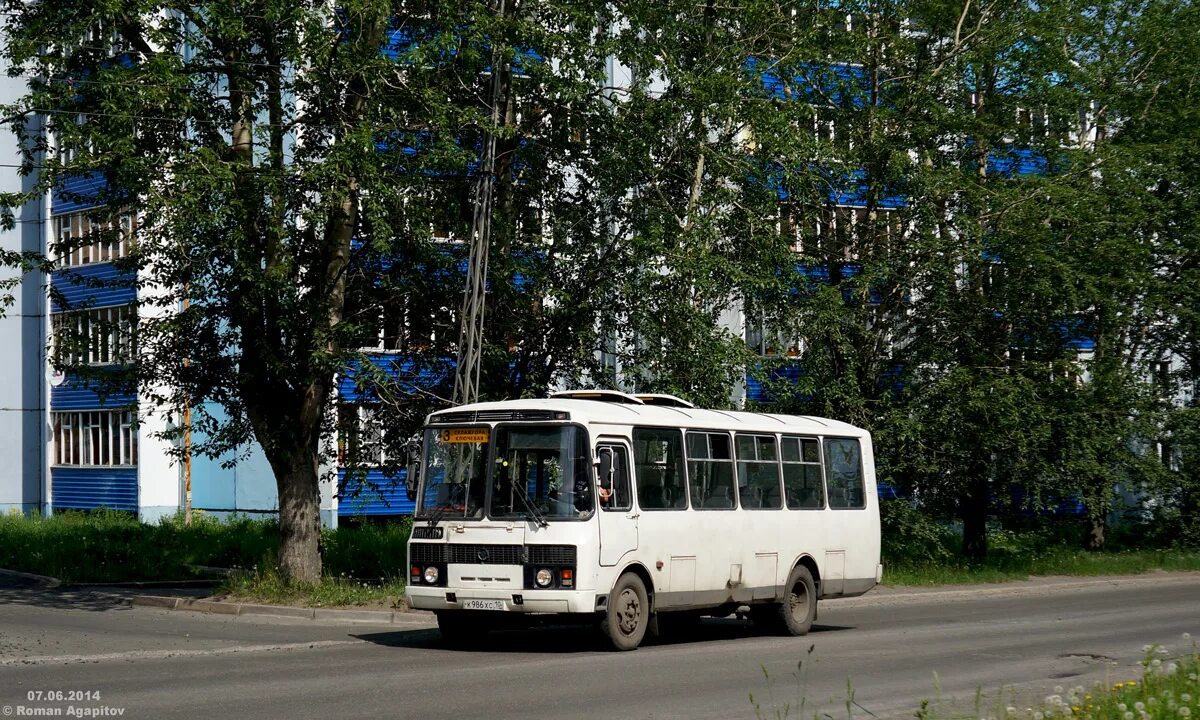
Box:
407 585 596 614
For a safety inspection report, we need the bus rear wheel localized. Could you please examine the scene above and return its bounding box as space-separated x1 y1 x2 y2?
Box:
776 565 817 636
602 572 649 651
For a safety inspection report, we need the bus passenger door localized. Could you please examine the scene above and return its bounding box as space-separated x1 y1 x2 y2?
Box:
597 443 638 566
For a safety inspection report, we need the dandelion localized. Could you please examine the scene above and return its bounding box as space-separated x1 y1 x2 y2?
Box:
1145 645 1155 652
1184 633 1192 641
1126 713 1135 720
1034 712 1044 720
1007 707 1018 716
1168 664 1180 676
1055 686 1065 694
1151 698 1160 707
1138 702 1147 712
1122 704 1130 712
1180 710 1192 719
1182 695 1192 704
1154 659 1164 668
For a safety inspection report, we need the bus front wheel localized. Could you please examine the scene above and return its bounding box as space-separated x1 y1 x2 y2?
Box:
602 572 649 651
777 565 817 635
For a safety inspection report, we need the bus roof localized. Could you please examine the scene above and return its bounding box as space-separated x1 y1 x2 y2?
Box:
426 397 868 437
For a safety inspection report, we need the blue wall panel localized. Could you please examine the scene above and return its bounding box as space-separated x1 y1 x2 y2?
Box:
51 172 106 215
50 263 136 312
190 403 278 512
338 468 413 516
50 371 135 410
339 353 452 403
51 466 138 511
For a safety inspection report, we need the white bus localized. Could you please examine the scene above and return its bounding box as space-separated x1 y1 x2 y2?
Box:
404 390 882 650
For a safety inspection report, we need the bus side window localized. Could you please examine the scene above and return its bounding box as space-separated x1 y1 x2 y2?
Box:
600 445 632 512
633 428 687 510
687 431 736 510
824 438 865 509
735 433 782 509
782 436 825 509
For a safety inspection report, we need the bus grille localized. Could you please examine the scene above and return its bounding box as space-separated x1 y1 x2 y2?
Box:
446 544 524 565
409 543 576 566
527 545 577 565
409 543 445 564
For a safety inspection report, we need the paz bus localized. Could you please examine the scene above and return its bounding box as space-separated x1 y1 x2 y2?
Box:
404 390 882 650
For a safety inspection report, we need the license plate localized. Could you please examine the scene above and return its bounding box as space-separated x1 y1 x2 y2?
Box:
462 599 506 611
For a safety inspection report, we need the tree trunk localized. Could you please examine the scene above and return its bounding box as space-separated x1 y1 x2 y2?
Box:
273 448 323 584
1084 510 1106 551
961 473 990 561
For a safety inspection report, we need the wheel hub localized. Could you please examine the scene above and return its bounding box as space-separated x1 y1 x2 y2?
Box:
617 588 641 635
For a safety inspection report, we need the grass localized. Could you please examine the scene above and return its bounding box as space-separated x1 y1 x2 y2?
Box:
215 566 408 609
0 509 412 584
916 638 1199 720
884 549 1200 586
751 638 1199 720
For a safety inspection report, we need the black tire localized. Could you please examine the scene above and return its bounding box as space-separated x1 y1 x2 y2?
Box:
436 611 489 647
776 565 817 636
601 572 650 651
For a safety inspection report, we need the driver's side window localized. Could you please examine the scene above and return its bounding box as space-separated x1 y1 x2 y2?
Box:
599 445 632 512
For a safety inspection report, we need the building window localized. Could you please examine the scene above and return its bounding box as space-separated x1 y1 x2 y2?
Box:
337 404 392 467
53 211 134 268
52 305 134 366
785 205 901 259
53 410 137 466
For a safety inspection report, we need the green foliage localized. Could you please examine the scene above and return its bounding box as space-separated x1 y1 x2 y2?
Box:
880 499 958 567
1 0 1197 569
0 510 410 584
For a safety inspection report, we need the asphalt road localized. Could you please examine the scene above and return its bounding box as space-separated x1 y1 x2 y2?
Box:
1 573 1197 720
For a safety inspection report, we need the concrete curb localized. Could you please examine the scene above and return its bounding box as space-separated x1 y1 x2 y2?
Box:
131 594 436 626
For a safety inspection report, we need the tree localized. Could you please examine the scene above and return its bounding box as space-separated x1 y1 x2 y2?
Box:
1 0 607 582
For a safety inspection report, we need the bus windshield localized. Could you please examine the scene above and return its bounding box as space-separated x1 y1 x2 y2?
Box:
489 425 593 520
417 428 489 519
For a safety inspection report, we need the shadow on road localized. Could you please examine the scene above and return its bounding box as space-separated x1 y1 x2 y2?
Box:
351 618 853 654
0 584 134 612
0 576 206 614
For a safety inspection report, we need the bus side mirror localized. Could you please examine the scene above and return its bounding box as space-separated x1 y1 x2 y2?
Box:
404 464 419 502
597 447 614 491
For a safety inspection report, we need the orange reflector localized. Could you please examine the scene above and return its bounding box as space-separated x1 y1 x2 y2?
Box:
561 569 573 579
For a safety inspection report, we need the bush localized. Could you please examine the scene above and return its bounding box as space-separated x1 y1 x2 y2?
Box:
880 499 958 567
0 510 410 583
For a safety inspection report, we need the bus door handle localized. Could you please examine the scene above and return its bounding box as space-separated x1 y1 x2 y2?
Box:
627 512 641 520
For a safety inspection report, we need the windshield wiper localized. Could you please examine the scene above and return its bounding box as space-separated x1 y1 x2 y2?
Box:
511 483 549 528
426 504 448 528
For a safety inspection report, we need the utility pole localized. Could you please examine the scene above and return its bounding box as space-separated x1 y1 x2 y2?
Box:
452 0 506 407
183 283 192 526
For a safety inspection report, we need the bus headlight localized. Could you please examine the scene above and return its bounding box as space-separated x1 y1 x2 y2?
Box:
535 568 553 588
423 566 439 584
